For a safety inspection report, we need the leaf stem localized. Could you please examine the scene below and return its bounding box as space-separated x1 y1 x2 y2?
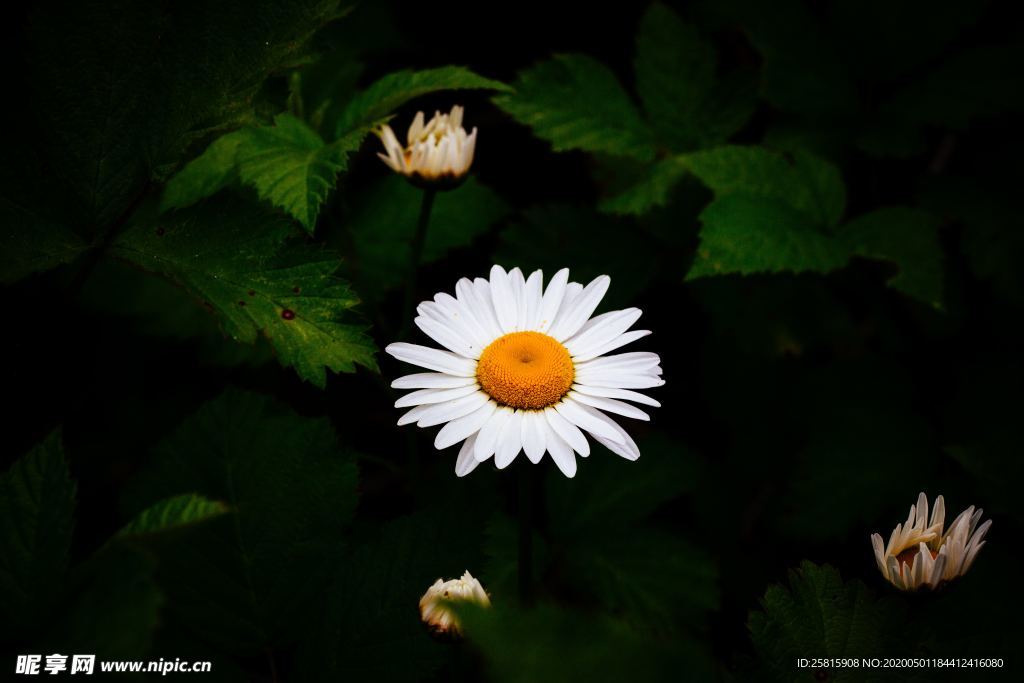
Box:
398 187 436 341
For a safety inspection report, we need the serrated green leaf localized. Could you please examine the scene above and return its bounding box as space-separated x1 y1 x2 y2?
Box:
126 390 358 653
635 5 714 148
347 176 509 299
0 199 88 284
688 195 848 280
749 562 912 682
634 4 755 152
117 494 229 538
598 156 689 215
0 431 76 640
495 54 655 160
29 0 344 229
685 146 846 228
839 207 943 308
159 132 244 212
112 198 377 386
236 114 369 232
337 65 509 135
80 259 274 368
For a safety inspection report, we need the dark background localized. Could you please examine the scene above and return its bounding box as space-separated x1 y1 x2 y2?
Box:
2 0 1022 680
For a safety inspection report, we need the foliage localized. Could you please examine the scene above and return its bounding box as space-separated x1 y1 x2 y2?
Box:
2 0 1020 680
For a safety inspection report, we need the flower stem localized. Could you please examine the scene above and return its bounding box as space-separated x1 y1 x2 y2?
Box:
518 463 534 604
399 187 437 341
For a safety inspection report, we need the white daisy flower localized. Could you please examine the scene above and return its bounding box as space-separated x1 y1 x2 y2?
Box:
376 105 477 187
386 265 663 478
419 570 491 635
871 492 992 591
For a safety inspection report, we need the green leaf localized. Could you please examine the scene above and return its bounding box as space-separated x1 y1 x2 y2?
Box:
749 562 912 682
839 207 944 308
159 132 244 212
126 390 359 653
79 259 273 368
347 177 509 299
117 494 229 538
598 156 689 215
45 545 162 660
297 511 460 682
337 65 509 135
0 199 88 284
112 198 377 387
28 0 344 229
634 4 755 151
687 194 848 280
236 114 370 233
495 54 655 160
685 146 846 228
460 603 714 683
0 431 76 640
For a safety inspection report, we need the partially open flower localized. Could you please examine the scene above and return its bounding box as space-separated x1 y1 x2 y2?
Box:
871 492 991 591
419 570 491 635
376 105 477 189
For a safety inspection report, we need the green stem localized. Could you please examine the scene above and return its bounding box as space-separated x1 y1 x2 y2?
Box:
399 187 436 341
518 463 534 604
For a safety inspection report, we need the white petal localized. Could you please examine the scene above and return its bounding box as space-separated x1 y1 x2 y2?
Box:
394 384 479 408
475 406 513 462
576 351 661 373
564 308 642 358
509 267 527 331
571 383 661 407
415 392 488 427
546 430 576 478
434 400 496 450
523 270 543 330
386 343 477 376
455 433 480 477
494 410 524 469
397 404 432 426
544 406 590 457
574 329 652 362
549 275 611 341
591 417 641 461
555 398 624 444
414 316 478 358
521 410 547 464
574 372 665 390
489 265 517 333
458 278 503 341
537 268 569 333
392 373 476 390
567 390 649 420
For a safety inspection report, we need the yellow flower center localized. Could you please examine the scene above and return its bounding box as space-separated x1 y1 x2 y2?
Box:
476 332 574 410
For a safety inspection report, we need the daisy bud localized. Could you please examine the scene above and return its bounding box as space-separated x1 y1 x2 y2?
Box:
418 570 491 635
376 105 477 189
870 492 992 591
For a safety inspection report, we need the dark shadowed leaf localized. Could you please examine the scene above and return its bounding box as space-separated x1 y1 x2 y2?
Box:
0 431 76 641
346 176 509 300
124 390 358 654
749 562 912 682
337 66 509 135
